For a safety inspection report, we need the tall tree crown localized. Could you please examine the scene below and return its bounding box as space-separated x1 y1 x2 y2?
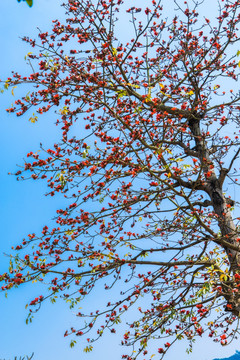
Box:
2 0 240 358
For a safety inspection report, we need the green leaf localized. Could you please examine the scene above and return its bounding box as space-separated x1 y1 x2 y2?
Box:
134 106 142 114
116 90 128 98
11 86 17 96
24 52 33 60
29 114 38 123
18 0 33 7
83 345 93 353
70 340 76 348
4 80 9 90
112 47 118 57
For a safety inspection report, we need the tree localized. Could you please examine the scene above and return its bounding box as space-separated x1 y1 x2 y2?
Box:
17 0 33 8
2 0 240 358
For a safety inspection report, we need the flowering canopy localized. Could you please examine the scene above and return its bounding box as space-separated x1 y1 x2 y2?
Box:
2 0 240 358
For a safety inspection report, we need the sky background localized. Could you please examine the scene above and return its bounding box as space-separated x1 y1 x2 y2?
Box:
1 1 240 360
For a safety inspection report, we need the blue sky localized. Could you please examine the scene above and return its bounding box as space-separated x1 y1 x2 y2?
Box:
1 1 240 360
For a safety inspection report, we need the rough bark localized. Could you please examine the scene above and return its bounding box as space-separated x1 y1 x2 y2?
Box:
189 114 240 315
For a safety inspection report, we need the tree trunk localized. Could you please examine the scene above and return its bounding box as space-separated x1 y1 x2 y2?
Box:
189 114 240 315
